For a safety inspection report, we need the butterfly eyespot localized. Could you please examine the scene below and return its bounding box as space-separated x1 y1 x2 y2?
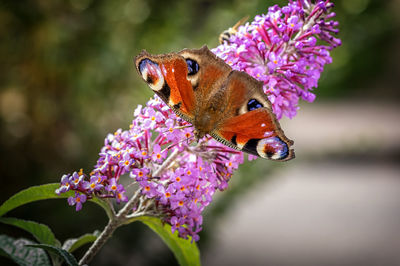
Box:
256 136 289 160
138 58 164 91
247 99 263 111
185 59 199 75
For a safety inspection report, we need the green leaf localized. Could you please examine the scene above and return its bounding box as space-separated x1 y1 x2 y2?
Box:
0 235 51 266
0 183 113 219
0 184 72 217
62 230 100 253
0 217 59 247
137 216 200 266
26 244 78 266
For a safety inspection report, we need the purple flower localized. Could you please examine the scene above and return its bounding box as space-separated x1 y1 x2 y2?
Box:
107 178 123 193
116 189 128 204
68 192 87 211
287 15 302 31
56 0 340 241
69 171 84 189
87 175 104 192
55 174 71 195
164 119 182 142
212 0 340 119
140 180 158 198
267 52 283 73
130 167 150 181
151 144 167 163
118 153 135 173
142 108 164 129
157 185 175 204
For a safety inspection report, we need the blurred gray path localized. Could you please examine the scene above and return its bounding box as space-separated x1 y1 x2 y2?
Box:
203 101 400 266
283 101 400 154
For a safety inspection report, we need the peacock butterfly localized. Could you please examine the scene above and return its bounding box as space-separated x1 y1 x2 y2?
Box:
134 46 294 161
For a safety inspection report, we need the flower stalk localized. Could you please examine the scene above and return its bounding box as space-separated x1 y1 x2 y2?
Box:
78 216 120 265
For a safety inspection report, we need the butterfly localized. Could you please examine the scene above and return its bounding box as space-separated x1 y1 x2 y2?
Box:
134 46 294 161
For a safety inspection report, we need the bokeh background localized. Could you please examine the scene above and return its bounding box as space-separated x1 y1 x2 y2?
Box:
1 0 399 265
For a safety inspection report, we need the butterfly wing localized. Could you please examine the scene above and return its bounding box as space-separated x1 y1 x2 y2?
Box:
178 46 232 103
211 70 295 161
135 50 196 122
136 46 234 134
135 46 294 161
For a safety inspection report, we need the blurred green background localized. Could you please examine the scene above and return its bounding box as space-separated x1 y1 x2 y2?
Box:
1 0 399 265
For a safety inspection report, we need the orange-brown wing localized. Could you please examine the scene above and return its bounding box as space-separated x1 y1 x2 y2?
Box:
178 46 232 113
212 108 294 161
135 50 196 122
135 46 232 130
211 71 294 161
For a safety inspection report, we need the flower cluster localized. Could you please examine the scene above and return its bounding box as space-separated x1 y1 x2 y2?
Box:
57 97 243 241
213 0 340 119
56 0 340 241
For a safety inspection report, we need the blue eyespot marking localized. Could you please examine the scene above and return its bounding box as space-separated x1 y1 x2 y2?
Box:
186 59 199 75
247 99 263 111
138 58 156 75
272 136 289 159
